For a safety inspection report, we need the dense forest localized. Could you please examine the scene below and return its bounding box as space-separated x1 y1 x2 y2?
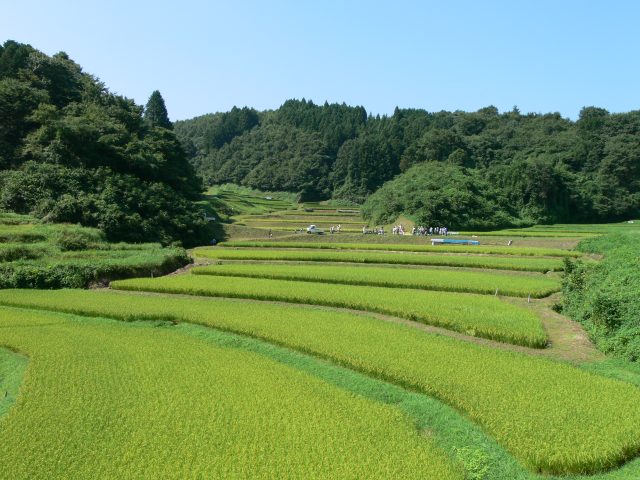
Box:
0 40 210 246
2 39 638 237
176 100 640 228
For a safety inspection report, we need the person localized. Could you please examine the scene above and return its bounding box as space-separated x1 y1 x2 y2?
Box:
363 225 367 234
330 226 334 234
507 240 513 246
337 224 341 233
211 238 217 246
268 229 273 238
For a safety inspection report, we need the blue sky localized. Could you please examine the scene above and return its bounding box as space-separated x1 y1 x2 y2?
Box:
2 0 639 120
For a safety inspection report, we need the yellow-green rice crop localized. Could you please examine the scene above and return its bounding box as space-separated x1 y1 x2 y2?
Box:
459 230 597 238
111 274 547 347
0 306 461 480
241 219 365 226
192 263 561 298
2 289 640 475
193 247 565 272
222 240 580 257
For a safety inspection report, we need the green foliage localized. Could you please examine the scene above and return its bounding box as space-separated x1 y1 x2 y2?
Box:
562 232 640 362
0 219 189 288
3 289 640 475
453 447 491 480
362 162 519 229
179 100 640 227
143 90 172 129
0 40 208 245
204 123 332 198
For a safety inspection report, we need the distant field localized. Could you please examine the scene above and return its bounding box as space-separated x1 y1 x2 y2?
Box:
221 240 579 257
239 220 365 227
193 247 565 272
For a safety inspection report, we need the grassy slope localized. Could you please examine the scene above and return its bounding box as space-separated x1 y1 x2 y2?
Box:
0 215 189 288
562 232 640 362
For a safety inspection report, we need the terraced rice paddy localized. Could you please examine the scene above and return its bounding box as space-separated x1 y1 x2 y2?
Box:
192 262 561 298
222 240 580 257
0 306 460 479
2 290 640 475
3 193 640 479
194 247 565 272
111 274 548 347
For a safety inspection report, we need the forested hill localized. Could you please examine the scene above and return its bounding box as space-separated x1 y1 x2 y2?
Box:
176 101 640 228
0 40 210 246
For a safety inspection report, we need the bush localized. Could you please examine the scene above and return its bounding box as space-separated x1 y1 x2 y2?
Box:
362 162 520 230
562 232 640 362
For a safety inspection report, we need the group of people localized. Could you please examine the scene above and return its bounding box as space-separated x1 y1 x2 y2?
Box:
411 226 449 236
391 224 406 235
329 225 342 234
362 226 385 235
361 224 451 236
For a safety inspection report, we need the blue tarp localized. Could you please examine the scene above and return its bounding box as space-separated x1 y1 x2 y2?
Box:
431 238 480 245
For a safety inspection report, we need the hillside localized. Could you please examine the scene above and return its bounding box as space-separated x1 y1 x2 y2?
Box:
176 101 640 229
0 40 210 246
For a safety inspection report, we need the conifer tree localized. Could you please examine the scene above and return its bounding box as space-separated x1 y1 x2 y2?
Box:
144 90 172 129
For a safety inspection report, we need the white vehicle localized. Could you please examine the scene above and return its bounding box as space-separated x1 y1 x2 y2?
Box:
306 224 324 234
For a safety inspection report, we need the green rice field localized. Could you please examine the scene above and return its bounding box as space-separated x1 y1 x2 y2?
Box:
111 273 548 347
0 306 460 479
221 240 581 257
193 247 566 272
2 289 640 475
192 262 561 297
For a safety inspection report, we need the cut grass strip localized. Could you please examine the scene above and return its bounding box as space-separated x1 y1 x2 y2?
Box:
112 274 547 347
193 247 565 272
2 289 640 475
192 263 561 298
222 240 579 257
0 347 27 419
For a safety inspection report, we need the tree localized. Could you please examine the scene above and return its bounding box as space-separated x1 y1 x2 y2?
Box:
0 41 209 246
144 90 172 129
